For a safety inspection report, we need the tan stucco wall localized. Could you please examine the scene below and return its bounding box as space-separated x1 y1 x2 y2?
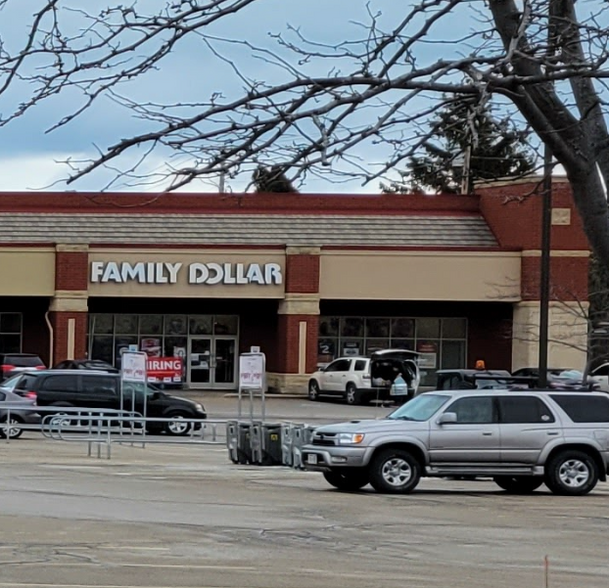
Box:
88 249 286 298
512 301 587 371
319 251 521 301
0 248 55 296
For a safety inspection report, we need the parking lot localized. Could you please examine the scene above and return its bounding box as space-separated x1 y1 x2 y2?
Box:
1 393 609 588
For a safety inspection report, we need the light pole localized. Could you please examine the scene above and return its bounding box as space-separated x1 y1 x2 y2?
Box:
538 145 552 387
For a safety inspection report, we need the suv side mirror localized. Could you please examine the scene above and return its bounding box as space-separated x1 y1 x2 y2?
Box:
437 412 457 425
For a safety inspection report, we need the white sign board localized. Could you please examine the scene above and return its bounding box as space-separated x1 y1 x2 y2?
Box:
239 353 265 389
121 351 148 383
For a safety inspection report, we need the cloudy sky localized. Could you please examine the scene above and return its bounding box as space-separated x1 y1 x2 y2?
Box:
0 0 582 194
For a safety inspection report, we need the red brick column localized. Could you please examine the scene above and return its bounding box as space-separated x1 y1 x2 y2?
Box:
273 248 320 392
49 244 89 365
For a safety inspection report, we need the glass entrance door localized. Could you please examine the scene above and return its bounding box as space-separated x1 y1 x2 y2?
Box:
189 338 212 386
188 337 237 389
213 338 237 388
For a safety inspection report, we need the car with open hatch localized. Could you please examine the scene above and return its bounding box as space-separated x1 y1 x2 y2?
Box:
7 370 206 435
302 389 609 496
307 349 420 405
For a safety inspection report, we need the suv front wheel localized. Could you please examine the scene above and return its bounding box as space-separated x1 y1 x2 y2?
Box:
308 380 320 401
544 450 599 496
369 448 421 494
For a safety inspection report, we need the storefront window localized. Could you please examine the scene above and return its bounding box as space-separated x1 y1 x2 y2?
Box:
366 318 390 338
318 315 468 384
165 315 187 335
0 313 21 333
140 315 163 335
392 339 415 351
319 317 339 337
441 340 466 369
341 317 364 338
0 313 22 353
391 318 414 338
189 316 212 335
90 314 113 335
115 315 138 335
318 338 336 365
91 336 113 364
442 318 467 339
164 337 187 359
417 318 440 339
0 335 20 353
214 315 238 335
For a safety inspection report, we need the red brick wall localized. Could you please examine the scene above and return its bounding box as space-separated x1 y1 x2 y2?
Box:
521 256 589 301
0 191 481 215
285 254 320 294
477 181 589 251
276 314 320 373
55 251 89 291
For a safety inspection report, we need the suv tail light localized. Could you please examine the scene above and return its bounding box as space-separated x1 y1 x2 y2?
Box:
1 364 15 372
24 391 37 400
35 365 45 370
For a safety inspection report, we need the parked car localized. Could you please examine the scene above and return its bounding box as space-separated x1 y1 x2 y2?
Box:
302 389 609 496
0 388 40 439
308 350 420 405
589 363 609 392
9 370 206 435
0 353 45 382
53 359 119 373
512 367 576 379
435 369 513 390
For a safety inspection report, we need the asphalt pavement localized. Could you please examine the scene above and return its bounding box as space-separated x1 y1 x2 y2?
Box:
1 396 608 588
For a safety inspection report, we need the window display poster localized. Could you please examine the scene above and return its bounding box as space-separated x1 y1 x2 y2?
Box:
141 337 162 357
416 342 437 369
342 342 360 356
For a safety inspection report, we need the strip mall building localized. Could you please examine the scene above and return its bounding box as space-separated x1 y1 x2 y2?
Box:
0 178 589 392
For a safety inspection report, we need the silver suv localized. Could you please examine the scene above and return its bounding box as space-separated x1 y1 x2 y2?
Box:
302 390 609 496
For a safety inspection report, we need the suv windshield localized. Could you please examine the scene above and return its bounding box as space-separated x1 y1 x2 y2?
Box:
387 393 450 421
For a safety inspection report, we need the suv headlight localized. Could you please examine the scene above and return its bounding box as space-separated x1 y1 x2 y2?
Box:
195 403 204 412
338 433 365 445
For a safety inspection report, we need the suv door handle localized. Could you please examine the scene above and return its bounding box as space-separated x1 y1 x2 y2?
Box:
547 431 559 436
482 432 493 436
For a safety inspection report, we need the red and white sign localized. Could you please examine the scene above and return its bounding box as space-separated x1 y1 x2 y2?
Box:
147 357 183 384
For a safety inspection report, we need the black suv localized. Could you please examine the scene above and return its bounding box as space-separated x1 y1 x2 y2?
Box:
0 353 45 382
10 370 206 435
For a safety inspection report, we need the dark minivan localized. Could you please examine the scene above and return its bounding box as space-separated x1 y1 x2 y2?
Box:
10 370 206 435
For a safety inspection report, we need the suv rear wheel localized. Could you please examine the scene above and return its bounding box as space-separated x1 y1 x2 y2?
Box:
323 469 369 491
544 450 599 496
369 448 421 494
345 383 361 405
493 476 544 494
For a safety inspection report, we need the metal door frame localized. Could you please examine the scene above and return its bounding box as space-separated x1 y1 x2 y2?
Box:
187 336 238 390
187 336 213 389
211 336 238 391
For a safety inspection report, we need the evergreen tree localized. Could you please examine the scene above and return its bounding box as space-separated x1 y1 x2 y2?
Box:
382 97 536 194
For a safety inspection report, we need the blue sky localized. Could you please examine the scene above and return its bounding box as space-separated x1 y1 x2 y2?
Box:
0 0 582 193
